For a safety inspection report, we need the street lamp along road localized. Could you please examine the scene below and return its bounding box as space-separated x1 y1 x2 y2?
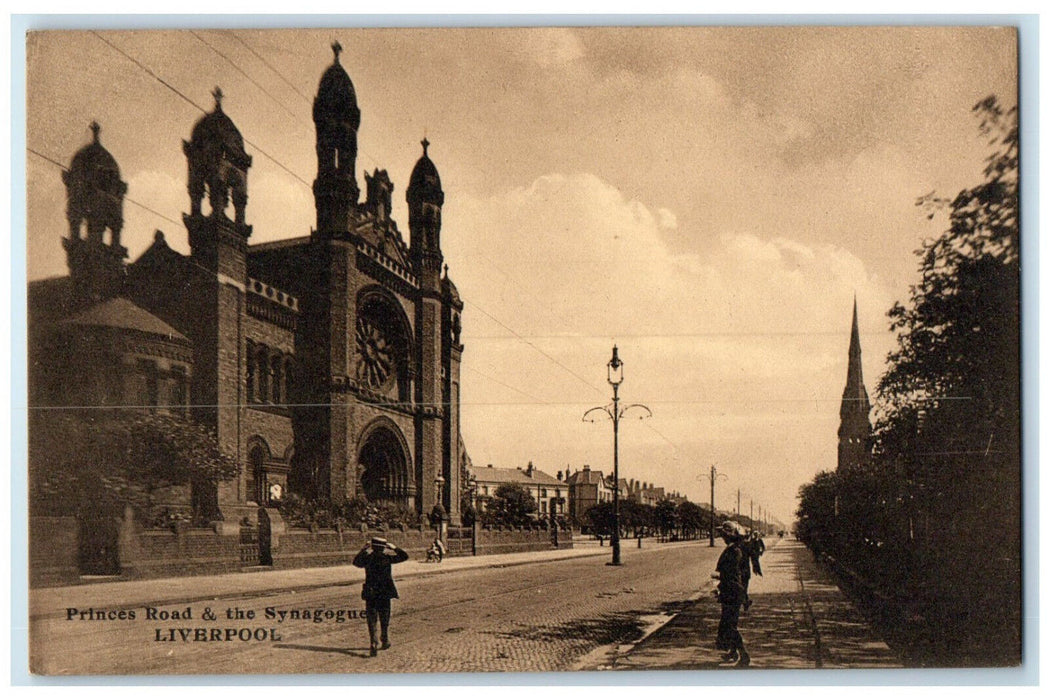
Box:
583 346 652 566
708 465 728 548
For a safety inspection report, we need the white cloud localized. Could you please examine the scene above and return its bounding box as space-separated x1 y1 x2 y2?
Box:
445 171 897 516
656 208 678 230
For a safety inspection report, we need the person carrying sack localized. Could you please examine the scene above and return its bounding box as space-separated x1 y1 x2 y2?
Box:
353 536 409 657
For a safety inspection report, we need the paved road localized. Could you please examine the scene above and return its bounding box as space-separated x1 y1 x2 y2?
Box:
31 541 720 675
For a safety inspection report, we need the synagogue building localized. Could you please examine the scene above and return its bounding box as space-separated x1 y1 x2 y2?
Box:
29 43 467 530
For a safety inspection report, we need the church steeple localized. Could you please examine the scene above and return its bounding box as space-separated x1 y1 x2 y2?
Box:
838 296 872 471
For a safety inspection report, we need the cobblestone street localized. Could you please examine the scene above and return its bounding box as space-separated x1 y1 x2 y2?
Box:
31 541 718 675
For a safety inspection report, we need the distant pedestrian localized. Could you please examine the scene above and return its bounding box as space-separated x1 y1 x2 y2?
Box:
740 531 766 611
747 531 766 575
426 536 446 562
713 520 751 667
353 536 409 656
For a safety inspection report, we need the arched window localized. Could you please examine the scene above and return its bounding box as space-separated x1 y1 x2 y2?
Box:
248 443 267 505
271 354 282 405
245 340 255 402
171 365 188 415
255 345 269 403
282 357 293 405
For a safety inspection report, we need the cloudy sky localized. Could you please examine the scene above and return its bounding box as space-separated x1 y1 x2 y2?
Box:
24 26 1017 524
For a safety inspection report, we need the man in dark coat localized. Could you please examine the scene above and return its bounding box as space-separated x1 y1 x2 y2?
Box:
713 521 751 666
353 536 410 656
740 531 765 611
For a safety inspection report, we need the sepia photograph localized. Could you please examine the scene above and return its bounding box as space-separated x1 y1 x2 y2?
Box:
21 23 1023 676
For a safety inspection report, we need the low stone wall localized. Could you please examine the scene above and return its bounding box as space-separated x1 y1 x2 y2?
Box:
474 526 572 556
271 525 571 566
29 516 80 587
118 524 242 579
272 527 444 569
32 516 576 586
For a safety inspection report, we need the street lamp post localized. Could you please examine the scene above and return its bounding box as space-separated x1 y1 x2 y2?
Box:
708 464 727 547
466 475 479 555
583 346 651 566
435 476 445 507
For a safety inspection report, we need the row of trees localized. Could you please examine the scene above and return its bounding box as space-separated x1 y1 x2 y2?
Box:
586 499 706 539
795 97 1020 666
464 482 780 538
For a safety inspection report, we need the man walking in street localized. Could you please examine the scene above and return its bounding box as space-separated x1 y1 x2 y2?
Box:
741 530 766 611
713 520 751 667
353 536 410 657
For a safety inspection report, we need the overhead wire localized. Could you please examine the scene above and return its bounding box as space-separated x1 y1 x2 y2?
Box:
224 29 313 103
28 147 182 228
222 29 382 170
66 32 694 466
188 30 300 120
91 31 313 189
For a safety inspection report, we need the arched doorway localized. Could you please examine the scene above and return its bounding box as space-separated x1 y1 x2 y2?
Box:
358 425 412 508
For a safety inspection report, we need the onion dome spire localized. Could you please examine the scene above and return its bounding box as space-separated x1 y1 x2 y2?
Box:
313 40 361 232
184 86 252 225
62 121 129 304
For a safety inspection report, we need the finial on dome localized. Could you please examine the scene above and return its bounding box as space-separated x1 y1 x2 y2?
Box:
443 263 448 278
421 136 430 156
332 40 342 63
212 86 224 110
89 121 101 143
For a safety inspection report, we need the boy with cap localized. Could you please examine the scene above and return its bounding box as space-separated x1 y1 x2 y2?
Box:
353 536 410 656
713 520 751 667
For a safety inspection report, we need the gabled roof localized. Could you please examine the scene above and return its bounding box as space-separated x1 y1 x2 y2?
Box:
566 468 606 486
130 230 189 272
60 296 189 343
471 465 564 488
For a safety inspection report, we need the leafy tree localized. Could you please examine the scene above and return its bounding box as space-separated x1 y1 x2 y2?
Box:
30 409 240 522
675 500 706 539
584 501 616 537
480 483 537 527
795 96 1020 664
878 96 1019 643
655 499 678 536
879 96 1019 498
619 499 653 536
460 500 477 527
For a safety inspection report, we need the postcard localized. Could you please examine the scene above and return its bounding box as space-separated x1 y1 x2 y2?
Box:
24 25 1021 674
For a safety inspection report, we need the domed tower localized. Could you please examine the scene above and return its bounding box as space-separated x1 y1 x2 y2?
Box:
183 86 253 274
313 41 361 234
408 138 459 519
62 121 128 304
407 137 445 290
181 88 253 510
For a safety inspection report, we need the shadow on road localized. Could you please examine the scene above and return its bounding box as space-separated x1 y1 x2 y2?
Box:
273 643 372 658
495 610 649 647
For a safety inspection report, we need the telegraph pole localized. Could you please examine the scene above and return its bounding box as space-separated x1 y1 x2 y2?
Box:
737 488 741 516
709 465 715 547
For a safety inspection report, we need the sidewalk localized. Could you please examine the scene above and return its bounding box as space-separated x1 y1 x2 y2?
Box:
606 538 902 670
29 538 686 620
